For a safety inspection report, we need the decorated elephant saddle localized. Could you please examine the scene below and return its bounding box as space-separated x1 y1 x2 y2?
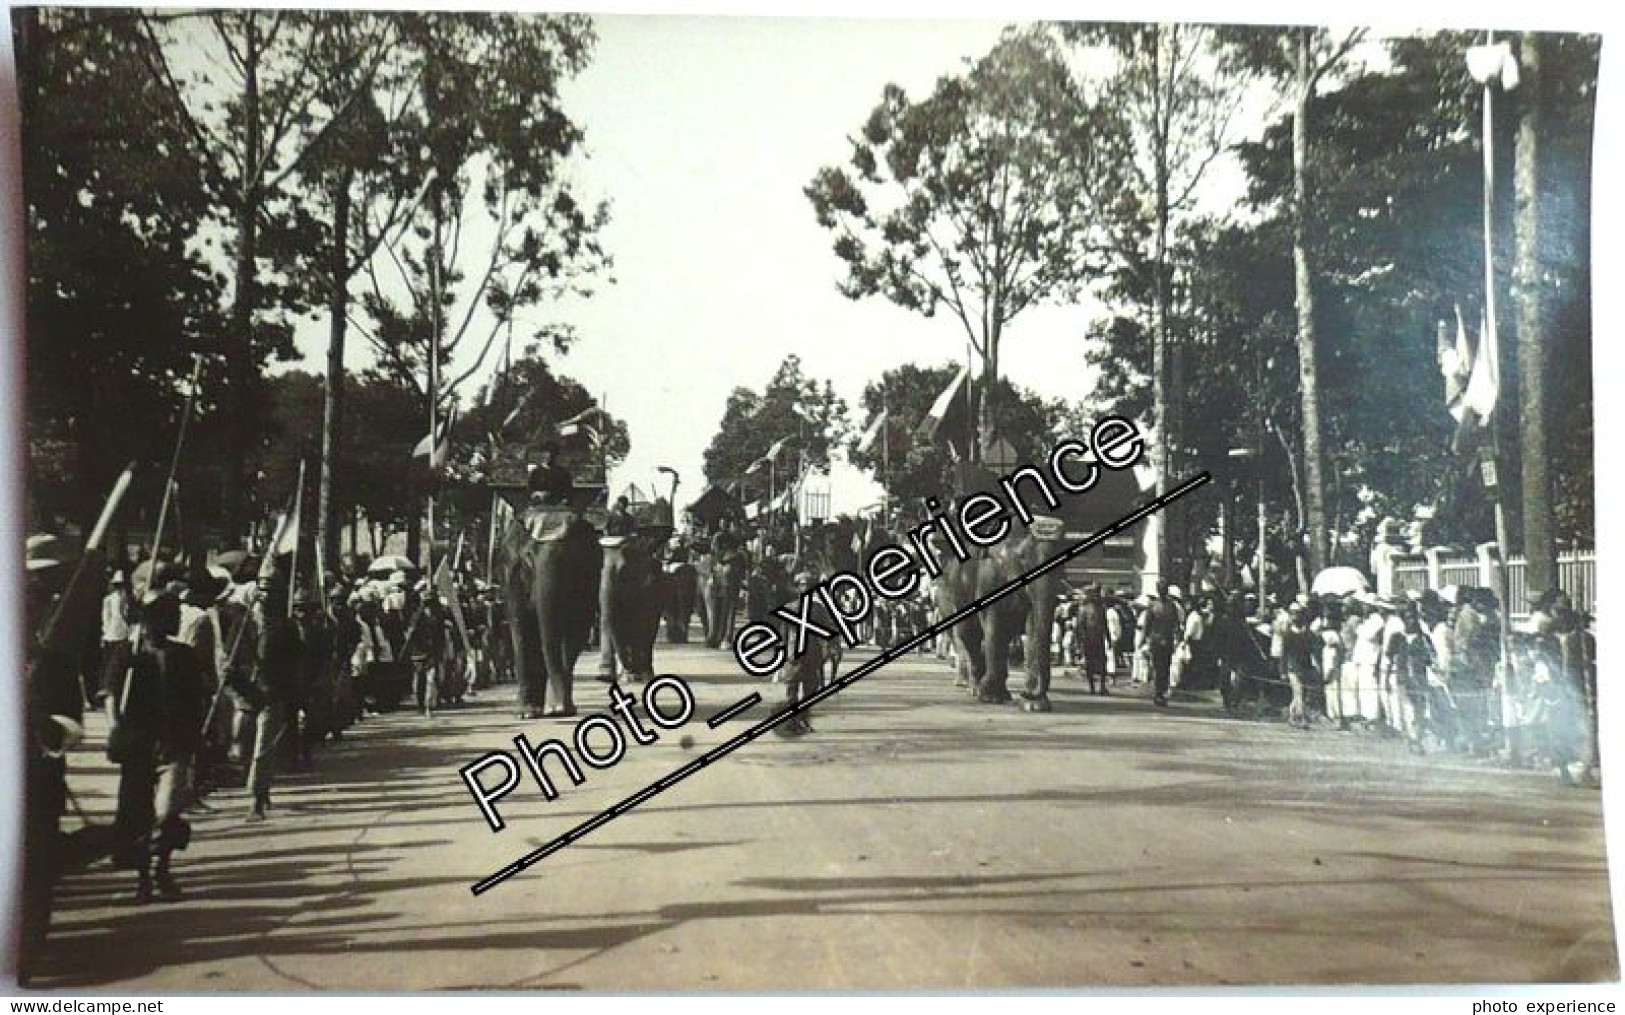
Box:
520 506 578 544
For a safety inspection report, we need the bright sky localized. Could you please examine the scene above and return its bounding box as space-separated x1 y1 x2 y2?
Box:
293 14 1106 513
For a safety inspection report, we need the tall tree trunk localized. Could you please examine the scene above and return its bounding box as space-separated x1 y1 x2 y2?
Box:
225 19 262 543
317 171 353 568
1148 25 1174 583
1513 33 1556 595
1290 29 1329 577
975 328 1000 465
1151 181 1171 583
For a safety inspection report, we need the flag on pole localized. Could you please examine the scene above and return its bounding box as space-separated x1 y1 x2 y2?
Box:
917 365 969 442
433 550 472 658
499 393 530 432
857 409 888 454
413 406 458 468
1452 312 1500 455
1440 305 1473 424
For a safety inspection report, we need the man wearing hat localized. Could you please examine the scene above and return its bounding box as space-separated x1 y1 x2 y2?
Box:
245 571 301 821
97 570 134 709
1076 585 1110 696
105 584 208 902
527 442 574 507
773 568 828 736
1143 583 1179 708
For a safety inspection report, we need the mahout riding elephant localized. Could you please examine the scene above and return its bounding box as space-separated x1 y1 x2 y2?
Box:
502 505 603 719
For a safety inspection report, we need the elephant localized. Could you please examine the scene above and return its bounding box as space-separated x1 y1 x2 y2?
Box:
597 530 670 684
662 559 698 643
936 532 1062 710
501 505 603 719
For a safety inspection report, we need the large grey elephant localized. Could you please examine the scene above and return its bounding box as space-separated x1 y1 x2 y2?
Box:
936 532 1061 710
597 530 669 684
501 506 603 718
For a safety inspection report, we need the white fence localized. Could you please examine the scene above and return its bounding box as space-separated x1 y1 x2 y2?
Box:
1389 547 1594 617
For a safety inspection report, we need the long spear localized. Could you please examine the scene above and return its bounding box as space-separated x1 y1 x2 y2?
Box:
34 464 135 653
140 352 204 597
287 458 306 619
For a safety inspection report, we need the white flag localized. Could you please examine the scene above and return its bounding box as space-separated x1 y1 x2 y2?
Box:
1463 312 1499 421
414 406 458 467
917 365 968 442
857 410 888 454
1441 305 1472 424
1452 312 1500 455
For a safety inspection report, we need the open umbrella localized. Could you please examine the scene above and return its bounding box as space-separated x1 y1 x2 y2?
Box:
1311 566 1370 598
367 554 419 576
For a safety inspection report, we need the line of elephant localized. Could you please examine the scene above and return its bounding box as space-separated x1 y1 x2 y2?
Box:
498 503 1067 719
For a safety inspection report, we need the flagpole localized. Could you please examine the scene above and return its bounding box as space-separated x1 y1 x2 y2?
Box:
288 458 305 619
965 341 976 464
314 519 328 614
881 391 891 526
1477 31 1516 715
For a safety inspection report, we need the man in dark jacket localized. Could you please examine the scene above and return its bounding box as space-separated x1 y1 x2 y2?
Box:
1143 584 1179 708
247 579 301 821
1076 586 1110 696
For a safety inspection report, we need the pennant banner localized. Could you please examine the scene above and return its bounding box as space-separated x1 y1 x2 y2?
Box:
917 365 968 443
857 409 887 454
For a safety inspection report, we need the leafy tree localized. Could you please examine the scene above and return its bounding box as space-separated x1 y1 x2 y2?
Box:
806 26 1117 458
297 13 435 563
702 355 849 498
1057 23 1247 578
1220 25 1368 575
453 343 630 486
357 13 610 401
18 9 224 546
136 9 401 536
1087 31 1598 585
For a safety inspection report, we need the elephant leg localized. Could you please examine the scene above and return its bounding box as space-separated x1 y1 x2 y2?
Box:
636 589 665 678
512 594 546 715
953 619 983 690
663 600 681 644
598 569 619 683
536 592 576 715
1022 584 1055 712
719 579 742 647
703 585 722 649
977 607 1015 705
